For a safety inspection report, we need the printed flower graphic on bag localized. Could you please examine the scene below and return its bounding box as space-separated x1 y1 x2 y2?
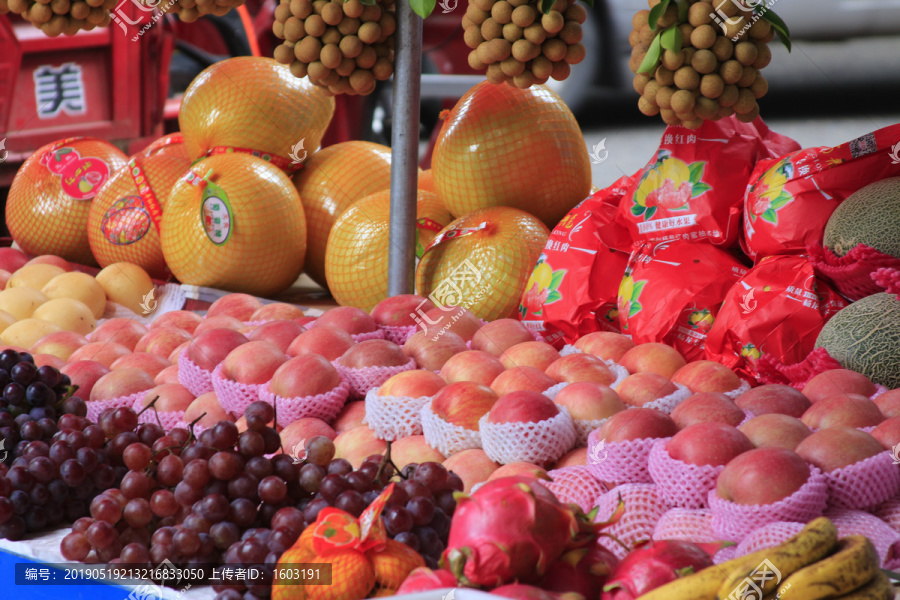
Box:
631 152 711 220
520 259 566 317
747 159 794 225
617 272 647 331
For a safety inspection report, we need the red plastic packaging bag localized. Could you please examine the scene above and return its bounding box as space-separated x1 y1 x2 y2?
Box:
616 116 799 248
617 240 749 361
703 255 849 382
519 174 635 347
741 123 900 263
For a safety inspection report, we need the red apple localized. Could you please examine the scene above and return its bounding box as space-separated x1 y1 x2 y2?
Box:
269 354 341 397
155 364 181 385
439 350 505 386
220 340 287 384
872 417 900 450
442 449 500 492
31 331 88 361
471 319 534 356
26 255 72 271
111 352 171 379
137 383 195 412
371 294 436 327
734 384 811 418
168 341 190 364
795 427 885 472
490 366 558 396
391 435 445 471
620 343 687 379
553 382 625 421
487 462 548 481
68 342 131 368
667 422 754 467
0 247 29 273
715 447 810 505
596 408 677 442
338 339 408 369
281 418 338 452
287 326 354 360
499 341 561 371
248 320 306 354
423 305 482 342
431 382 499 430
150 310 202 334
553 447 588 468
89 318 148 351
671 361 742 394
800 394 885 429
207 293 263 321
545 354 615 386
134 327 192 358
334 425 388 468
61 360 110 401
671 392 745 429
487 390 561 424
90 367 156 402
316 306 378 335
184 392 233 428
574 332 636 362
333 401 366 434
377 370 446 398
194 315 246 334
33 354 65 369
802 369 877 404
875 389 900 419
185 328 250 371
402 330 467 371
738 414 812 451
251 303 306 322
615 373 679 407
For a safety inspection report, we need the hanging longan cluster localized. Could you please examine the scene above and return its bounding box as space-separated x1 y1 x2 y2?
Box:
271 0 396 96
462 0 587 89
629 0 774 128
152 0 246 24
1 0 114 36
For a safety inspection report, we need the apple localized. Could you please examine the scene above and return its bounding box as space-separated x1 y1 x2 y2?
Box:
0 247 29 273
671 361 742 394
574 332 636 362
391 435 445 471
287 326 354 360
155 364 181 385
734 384 811 418
875 389 900 419
61 360 110 401
431 382 499 430
194 315 246 334
33 354 65 369
423 305 482 342
553 447 588 468
471 319 534 356
795 427 885 472
25 255 72 271
671 392 745 429
111 352 171 379
220 340 286 384
68 341 131 368
0 270 10 290
620 343 687 378
715 447 810 505
800 394 885 429
802 369 876 404
402 330 467 371
596 408 677 442
150 310 203 334
281 417 337 451
499 341 561 371
295 316 317 328
168 341 191 364
615 373 679 407
738 414 811 451
137 383 195 412
439 350 505 386
270 354 341 398
89 318 148 351
316 306 378 335
184 392 233 428
338 339 408 369
248 320 306 354
371 294 436 327
667 422 754 467
333 401 366 434
251 303 306 322
377 370 446 398
487 390 560 424
545 354 615 386
31 331 88 361
872 417 900 450
442 449 500 492
134 327 193 358
185 328 249 371
90 367 156 402
553 382 626 421
207 293 263 321
334 425 388 468
490 366 558 396
486 462 548 481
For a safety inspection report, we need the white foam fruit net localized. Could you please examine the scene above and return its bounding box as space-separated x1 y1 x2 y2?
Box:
573 418 608 448
420 399 482 457
559 345 582 357
648 438 724 509
479 407 577 466
542 381 569 401
825 508 900 568
333 357 417 399
635 383 692 415
653 508 717 543
595 483 670 560
258 379 350 428
177 352 215 397
722 379 753 400
604 360 630 389
544 466 608 513
363 388 431 441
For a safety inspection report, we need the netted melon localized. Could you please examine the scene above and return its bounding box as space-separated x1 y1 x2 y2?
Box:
823 177 900 258
815 292 900 388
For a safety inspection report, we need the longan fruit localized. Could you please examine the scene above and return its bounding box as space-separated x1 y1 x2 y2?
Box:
290 0 310 18
379 12 395 36
718 83 739 106
487 63 508 84
752 43 771 69
690 24 716 49
468 49 486 70
373 57 393 80
320 1 341 24
49 0 68 13
542 38 567 61
565 2 585 24
661 49 684 71
633 73 650 94
532 55 553 79
656 84 674 109
357 45 377 68
322 70 342 87
319 42 342 68
670 88 695 114
638 95 660 116
761 29 775 43
678 23 694 44
338 17 360 34
283 17 303 40
551 60 570 80
508 0 528 7
312 0 325 13
322 26 342 44
179 7 199 21
657 3 677 28
723 16 747 39
673 65 699 90
343 0 363 18
290 60 309 78
736 103 759 123
491 0 512 24
513 70 535 89
29 3 52 22
297 36 322 62
524 22 546 44
691 49 717 74
462 15 473 28
559 21 582 44
655 66 675 86
694 96 718 119
307 60 330 81
339 34 362 57
466 4 488 24
738 65 756 87
348 68 373 92
629 29 641 47
374 43 391 58
472 0 492 11
643 79 660 102
476 41 494 64
712 36 733 61
543 10 564 34
360 3 380 20
717 105 735 119
720 59 742 84
630 52 646 76
503 22 522 41
682 118 703 130
688 1 712 26
660 108 680 125
305 13 326 35
84 0 101 8
734 41 757 66
700 73 724 98
358 21 381 43
489 37 512 62
44 14 67 35
565 41 585 64
639 23 655 46
70 0 88 18
716 0 740 18
675 110 696 122
682 46 696 65
748 18 771 40
336 57 356 76
512 38 539 61
733 87 756 113
501 55 526 77
274 43 295 64
641 86 658 108
632 8 649 29
482 17 502 40
750 73 767 98
465 25 484 47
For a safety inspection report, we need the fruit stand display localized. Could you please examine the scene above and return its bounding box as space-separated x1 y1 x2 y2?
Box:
2 0 900 597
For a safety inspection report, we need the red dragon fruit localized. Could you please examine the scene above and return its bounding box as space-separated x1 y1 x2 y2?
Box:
491 583 584 600
600 540 728 600
541 543 619 599
396 567 458 594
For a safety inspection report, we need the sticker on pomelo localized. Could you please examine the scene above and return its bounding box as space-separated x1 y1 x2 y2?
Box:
101 196 152 245
59 157 110 200
200 181 232 245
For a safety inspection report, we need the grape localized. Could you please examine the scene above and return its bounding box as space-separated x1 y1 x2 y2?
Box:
414 462 448 489
26 382 54 407
120 471 152 500
149 544 171 565
120 542 150 564
303 498 330 523
407 496 435 526
0 476 10 498
415 525 443 557
0 349 20 371
10 490 29 514
151 526 175 546
206 478 229 497
123 498 153 528
401 463 418 480
383 505 413 535
75 447 98 473
271 455 297 483
319 474 350 501
175 528 202 555
27 456 56 483
90 496 123 524
36 365 61 388
37 417 57 437
394 531 419 551
229 498 258 529
210 452 242 480
58 456 86 486
175 481 203 506
334 490 366 517
327 458 353 476
238 431 265 458
18 353 34 365
198 429 216 448
259 476 287 504
136 422 164 446
157 454 185 487
199 493 230 523
24 507 48 531
8 466 33 491
61 531 91 560
211 421 239 450
48 479 67 502
11 362 37 386
29 482 50 505
430 507 451 539
109 431 139 459
20 421 42 441
211 521 242 550
362 490 380 505
4 383 25 406
183 459 211 488
299 464 326 494
305 436 336 467
0 515 26 540
228 474 259 501
148 490 176 518
183 513 212 534
0 496 13 523
181 443 210 464
123 443 152 471
346 471 373 494
57 413 81 432
398 479 430 501
61 397 87 418
86 519 117 547
246 456 274 481
112 407 138 434
245 401 275 425
238 538 267 563
271 507 304 535
445 472 464 492
151 435 179 459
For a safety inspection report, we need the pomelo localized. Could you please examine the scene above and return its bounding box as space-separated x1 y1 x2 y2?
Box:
823 177 900 259
160 153 306 297
7 138 128 265
292 141 393 287
815 292 900 389
431 81 591 228
325 189 452 311
140 133 190 162
416 206 549 321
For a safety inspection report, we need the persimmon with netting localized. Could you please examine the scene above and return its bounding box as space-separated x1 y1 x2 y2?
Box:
160 153 307 297
6 138 128 266
431 81 591 228
293 141 393 288
325 189 452 311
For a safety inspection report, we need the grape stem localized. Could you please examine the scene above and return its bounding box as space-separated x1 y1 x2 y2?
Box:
186 411 206 443
375 441 404 483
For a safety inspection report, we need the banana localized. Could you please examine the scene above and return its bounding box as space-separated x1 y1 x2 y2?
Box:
715 517 839 599
834 570 895 600
775 535 880 599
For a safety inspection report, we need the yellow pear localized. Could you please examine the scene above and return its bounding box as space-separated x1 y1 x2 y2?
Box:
0 287 48 320
42 272 108 319
7 264 66 291
1 319 62 349
33 298 97 336
94 262 154 315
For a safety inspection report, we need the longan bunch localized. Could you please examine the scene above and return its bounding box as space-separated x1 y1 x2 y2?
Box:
271 0 396 95
142 0 244 25
629 0 775 128
3 0 116 37
462 0 587 89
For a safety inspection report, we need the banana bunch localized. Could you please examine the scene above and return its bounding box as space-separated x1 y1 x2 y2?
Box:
637 517 895 600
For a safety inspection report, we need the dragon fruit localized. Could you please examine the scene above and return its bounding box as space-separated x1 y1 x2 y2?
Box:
600 540 727 600
491 584 584 600
541 543 619 599
396 567 458 594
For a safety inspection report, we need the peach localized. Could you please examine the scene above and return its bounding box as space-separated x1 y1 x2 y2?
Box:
377 370 446 398
553 382 625 421
734 384 811 418
442 449 499 492
872 417 900 450
207 293 262 321
439 350 505 386
491 366 558 396
487 462 548 481
391 435 445 471
150 310 202 334
31 331 88 361
185 328 249 371
287 326 354 360
270 354 341 397
26 255 72 271
248 320 306 354
488 390 560 424
371 294 436 327
68 341 131 368
90 367 156 402
338 339 408 369
716 447 810 505
874 389 900 419
281 418 338 455
499 341 561 371
137 383 195 412
615 373 678 407
403 330 467 371
89 318 148 351
111 352 171 379
0 247 29 273
316 306 378 335
671 361 742 394
155 364 181 385
33 353 65 369
183 392 233 428
134 327 192 358
802 369 876 404
432 382 499 430
596 408 677 442
221 341 286 384
194 315 245 334
61 360 110 401
545 354 615 386
333 401 366 434
795 427 885 472
738 414 811 451
800 394 885 429
251 303 306 322
620 343 687 378
471 319 534 356
334 425 388 469
553 447 588 468
667 422 754 467
671 392 745 429
423 305 482 342
574 332 636 362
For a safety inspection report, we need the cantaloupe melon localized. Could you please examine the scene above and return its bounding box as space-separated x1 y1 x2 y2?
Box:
823 177 900 258
815 292 900 388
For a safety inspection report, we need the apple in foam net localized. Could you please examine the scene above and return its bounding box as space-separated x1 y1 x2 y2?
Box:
795 427 886 473
134 327 193 358
441 449 499 492
872 417 900 450
553 382 626 421
554 447 587 468
31 330 88 361
371 294 436 327
287 326 354 360
620 343 687 379
150 310 202 334
185 328 249 371
423 305 482 342
248 320 306 354
334 425 388 469
251 303 306 322
670 392 746 429
184 392 233 428
402 329 467 371
168 341 191 364
390 435 446 471
194 316 246 334
574 331 636 362
68 341 131 368
715 447 811 505
431 382 499 430
220 340 287 384
545 354 615 386
89 367 156 402
439 350 505 386
377 370 446 398
670 361 742 394
207 293 263 321
316 306 378 335
615 372 678 407
801 369 876 404
487 390 560 424
338 339 408 369
738 414 811 451
800 394 885 429
89 318 149 351
596 408 678 443
499 341 561 371
136 383 195 412
110 352 171 379
280 418 338 454
734 384 811 418
471 319 534 356
61 360 110 401
667 422 754 467
490 366 558 396
333 401 366 433
269 354 341 398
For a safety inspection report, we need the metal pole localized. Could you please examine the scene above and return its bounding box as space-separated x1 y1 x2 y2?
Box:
387 0 423 297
